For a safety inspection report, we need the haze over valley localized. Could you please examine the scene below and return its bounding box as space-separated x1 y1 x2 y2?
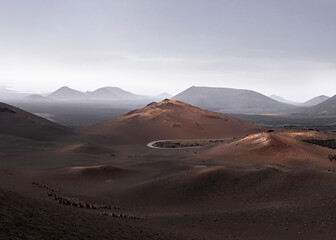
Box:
3 85 336 130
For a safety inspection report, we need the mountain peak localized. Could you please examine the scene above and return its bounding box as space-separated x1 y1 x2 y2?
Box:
128 99 193 116
48 86 84 100
59 86 71 90
87 86 138 100
54 86 80 92
85 99 262 144
146 99 192 108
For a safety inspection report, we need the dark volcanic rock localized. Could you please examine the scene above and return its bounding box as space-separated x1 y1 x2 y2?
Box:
0 107 16 114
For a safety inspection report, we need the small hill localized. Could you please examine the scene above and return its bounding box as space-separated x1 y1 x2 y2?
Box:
172 86 295 113
48 86 85 100
302 95 330 107
86 87 140 100
301 95 336 116
83 99 263 144
0 102 73 141
203 131 336 168
24 94 50 101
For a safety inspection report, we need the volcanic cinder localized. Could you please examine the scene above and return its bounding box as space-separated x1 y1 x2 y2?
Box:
83 99 263 144
1 99 336 240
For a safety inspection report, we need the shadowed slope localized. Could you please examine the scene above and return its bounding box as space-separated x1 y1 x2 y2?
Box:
83 99 263 144
0 102 73 141
0 188 185 240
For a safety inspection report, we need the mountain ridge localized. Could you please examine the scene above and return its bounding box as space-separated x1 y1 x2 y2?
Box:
300 94 336 116
302 95 330 107
172 86 295 114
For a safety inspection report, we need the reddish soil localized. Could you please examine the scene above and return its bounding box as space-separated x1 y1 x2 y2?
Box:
1 101 336 239
82 100 262 144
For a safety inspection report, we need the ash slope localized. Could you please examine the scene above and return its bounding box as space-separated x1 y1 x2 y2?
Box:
83 99 263 144
0 102 73 141
203 130 336 169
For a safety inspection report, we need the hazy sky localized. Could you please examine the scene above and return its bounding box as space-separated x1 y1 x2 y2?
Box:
0 0 335 101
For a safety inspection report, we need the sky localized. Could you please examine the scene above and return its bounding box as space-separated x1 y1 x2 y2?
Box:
0 0 335 101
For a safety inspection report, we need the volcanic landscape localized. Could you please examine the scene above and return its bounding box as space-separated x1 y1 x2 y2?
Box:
1 95 336 240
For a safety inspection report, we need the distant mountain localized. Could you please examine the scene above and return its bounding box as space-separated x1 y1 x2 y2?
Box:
154 92 172 100
172 86 295 113
301 95 336 116
83 99 262 144
48 86 85 100
48 86 151 101
24 94 50 101
86 87 140 100
302 95 329 107
0 102 72 141
269 95 301 105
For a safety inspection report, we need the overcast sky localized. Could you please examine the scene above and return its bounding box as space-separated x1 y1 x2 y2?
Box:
0 0 335 101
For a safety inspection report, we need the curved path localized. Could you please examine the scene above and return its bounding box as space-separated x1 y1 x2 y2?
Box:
147 138 234 150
